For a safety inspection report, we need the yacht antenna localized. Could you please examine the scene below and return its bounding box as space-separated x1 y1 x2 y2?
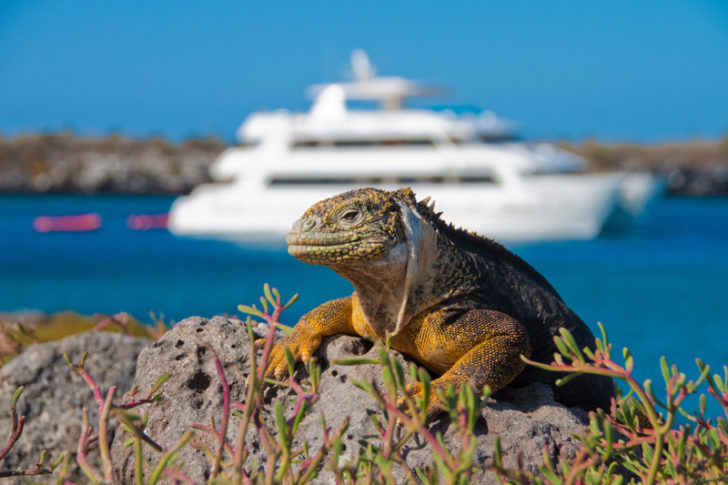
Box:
351 49 375 82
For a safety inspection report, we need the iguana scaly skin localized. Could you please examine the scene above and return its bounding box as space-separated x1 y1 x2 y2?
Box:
267 187 615 415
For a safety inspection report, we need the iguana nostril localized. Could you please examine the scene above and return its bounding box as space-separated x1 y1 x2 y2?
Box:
301 216 318 232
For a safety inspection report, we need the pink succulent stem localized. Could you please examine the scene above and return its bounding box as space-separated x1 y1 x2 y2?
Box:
285 378 318 427
161 468 198 484
0 415 24 460
74 363 105 407
380 397 456 470
207 345 231 479
76 418 103 483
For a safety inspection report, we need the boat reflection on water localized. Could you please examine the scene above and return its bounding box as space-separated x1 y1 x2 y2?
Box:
169 50 662 244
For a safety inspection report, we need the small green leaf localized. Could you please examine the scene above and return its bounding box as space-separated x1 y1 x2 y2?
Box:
150 373 171 395
464 385 477 431
717 416 728 436
52 453 65 468
350 378 376 397
660 356 670 384
583 346 595 361
481 384 492 402
274 401 289 454
11 386 24 407
259 296 269 314
238 304 263 318
539 464 560 484
622 347 634 374
393 359 406 390
274 322 294 335
559 328 584 362
282 293 299 310
284 347 295 376
555 372 583 387
554 335 570 357
382 366 395 396
263 283 274 305
408 363 418 383
643 379 666 409
290 401 307 435
714 373 726 393
419 369 431 411
688 360 710 392
604 420 614 459
36 449 47 467
598 321 609 346
493 435 503 467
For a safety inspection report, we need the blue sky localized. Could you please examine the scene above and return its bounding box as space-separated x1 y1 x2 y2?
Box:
1 0 727 142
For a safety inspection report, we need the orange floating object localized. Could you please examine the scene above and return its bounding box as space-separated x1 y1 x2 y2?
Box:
126 213 169 231
33 213 102 233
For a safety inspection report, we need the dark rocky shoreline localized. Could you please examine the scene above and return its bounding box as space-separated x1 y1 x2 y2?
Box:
1 132 727 196
0 133 225 194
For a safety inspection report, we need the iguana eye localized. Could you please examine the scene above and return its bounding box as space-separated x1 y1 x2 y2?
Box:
338 207 363 227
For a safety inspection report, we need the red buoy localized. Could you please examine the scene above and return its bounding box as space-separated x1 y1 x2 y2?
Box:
126 213 169 231
33 213 102 233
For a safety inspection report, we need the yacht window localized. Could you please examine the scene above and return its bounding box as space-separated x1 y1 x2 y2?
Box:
522 169 581 176
449 135 519 144
379 139 433 146
478 134 519 143
292 141 324 148
459 175 497 184
270 176 381 185
291 139 434 149
269 174 497 186
398 176 445 184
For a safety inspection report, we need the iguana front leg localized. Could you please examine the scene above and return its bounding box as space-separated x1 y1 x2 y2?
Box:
400 308 532 417
265 296 356 378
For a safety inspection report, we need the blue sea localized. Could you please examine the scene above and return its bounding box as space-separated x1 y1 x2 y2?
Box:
2 194 727 414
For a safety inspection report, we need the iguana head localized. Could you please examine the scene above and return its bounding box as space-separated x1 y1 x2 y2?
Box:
287 187 468 336
287 187 421 265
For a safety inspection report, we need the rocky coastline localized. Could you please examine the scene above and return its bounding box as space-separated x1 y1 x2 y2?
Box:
1 132 727 196
0 133 224 194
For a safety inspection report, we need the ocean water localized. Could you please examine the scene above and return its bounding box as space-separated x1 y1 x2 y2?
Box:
1 194 727 414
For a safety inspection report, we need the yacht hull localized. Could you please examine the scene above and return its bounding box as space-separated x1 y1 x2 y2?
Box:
168 173 623 244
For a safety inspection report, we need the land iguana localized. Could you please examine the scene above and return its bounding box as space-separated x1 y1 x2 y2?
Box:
265 187 615 415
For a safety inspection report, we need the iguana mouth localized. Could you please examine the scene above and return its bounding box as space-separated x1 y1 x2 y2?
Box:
286 231 359 248
287 240 356 260
287 231 392 264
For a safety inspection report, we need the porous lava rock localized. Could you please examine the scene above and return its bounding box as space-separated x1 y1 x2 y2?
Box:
112 316 589 484
0 331 149 483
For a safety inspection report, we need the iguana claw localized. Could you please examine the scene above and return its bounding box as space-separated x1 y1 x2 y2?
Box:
264 334 322 379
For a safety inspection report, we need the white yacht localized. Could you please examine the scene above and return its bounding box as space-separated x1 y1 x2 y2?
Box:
169 51 656 243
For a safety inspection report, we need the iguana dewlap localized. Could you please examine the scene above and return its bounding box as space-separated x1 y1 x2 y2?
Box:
266 187 614 415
